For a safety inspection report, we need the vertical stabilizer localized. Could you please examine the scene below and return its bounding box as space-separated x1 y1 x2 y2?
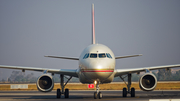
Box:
92 4 96 44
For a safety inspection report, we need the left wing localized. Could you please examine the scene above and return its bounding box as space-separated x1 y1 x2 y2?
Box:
0 65 78 77
114 64 180 77
115 54 142 59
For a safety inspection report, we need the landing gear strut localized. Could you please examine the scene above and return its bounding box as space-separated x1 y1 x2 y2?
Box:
94 81 102 99
57 74 72 98
120 74 135 97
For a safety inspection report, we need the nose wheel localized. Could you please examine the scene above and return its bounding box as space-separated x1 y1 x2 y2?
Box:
94 92 97 99
94 92 102 99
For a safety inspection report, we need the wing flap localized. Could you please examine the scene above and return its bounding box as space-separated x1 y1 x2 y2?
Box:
115 64 180 77
0 65 78 77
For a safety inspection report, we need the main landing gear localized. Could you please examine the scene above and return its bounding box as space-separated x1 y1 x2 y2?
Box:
120 74 135 97
57 74 72 98
94 80 102 99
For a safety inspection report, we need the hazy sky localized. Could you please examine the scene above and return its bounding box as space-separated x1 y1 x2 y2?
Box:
0 0 180 79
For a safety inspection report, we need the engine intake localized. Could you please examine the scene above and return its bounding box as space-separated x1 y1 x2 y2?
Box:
37 74 54 92
139 73 157 91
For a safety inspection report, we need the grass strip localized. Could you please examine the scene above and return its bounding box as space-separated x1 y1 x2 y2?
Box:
0 82 180 91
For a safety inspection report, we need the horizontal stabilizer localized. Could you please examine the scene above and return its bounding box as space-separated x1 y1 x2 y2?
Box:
115 54 142 59
45 56 79 60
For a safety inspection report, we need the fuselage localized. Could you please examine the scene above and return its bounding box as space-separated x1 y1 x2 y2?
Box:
78 44 116 84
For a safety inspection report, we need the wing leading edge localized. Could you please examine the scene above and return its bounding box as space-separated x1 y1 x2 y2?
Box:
114 64 180 77
0 65 78 77
115 54 142 59
45 56 79 60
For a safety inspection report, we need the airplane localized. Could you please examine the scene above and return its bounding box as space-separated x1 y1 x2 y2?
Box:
0 4 180 99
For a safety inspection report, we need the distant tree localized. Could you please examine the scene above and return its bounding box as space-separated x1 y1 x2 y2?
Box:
113 77 121 82
1 79 6 82
172 70 180 80
53 74 60 83
165 68 172 80
157 69 166 80
8 78 11 82
132 74 139 81
152 71 158 78
9 71 37 83
157 69 173 81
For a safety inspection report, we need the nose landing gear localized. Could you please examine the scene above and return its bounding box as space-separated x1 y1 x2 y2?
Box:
94 80 102 99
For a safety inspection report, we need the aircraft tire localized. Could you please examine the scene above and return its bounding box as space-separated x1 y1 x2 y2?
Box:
65 89 69 98
123 88 127 97
131 87 135 97
94 92 97 99
57 89 61 98
98 92 102 99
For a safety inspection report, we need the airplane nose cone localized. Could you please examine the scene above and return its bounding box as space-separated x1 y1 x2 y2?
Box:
88 60 107 69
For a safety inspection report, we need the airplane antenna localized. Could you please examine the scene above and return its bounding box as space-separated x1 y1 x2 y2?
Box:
92 4 96 44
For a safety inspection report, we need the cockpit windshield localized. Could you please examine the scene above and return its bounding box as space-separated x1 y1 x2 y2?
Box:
98 53 106 58
83 53 89 59
83 53 112 59
90 53 97 58
106 53 112 58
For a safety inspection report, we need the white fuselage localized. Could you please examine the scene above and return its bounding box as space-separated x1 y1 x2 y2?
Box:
78 44 116 84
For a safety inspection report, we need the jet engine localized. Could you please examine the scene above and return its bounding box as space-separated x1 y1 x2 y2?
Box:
139 73 157 91
37 74 54 92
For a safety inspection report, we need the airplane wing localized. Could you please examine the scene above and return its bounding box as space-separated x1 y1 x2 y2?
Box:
0 65 78 77
44 56 79 60
115 54 142 59
114 64 180 77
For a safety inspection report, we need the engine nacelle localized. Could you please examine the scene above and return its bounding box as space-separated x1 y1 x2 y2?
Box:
37 74 54 92
139 73 157 91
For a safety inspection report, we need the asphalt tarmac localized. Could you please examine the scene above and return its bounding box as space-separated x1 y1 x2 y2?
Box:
0 90 180 101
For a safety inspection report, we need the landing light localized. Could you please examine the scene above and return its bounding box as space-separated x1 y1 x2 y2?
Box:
94 80 97 85
97 65 102 69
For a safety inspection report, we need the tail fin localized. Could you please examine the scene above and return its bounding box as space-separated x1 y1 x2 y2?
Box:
92 4 96 44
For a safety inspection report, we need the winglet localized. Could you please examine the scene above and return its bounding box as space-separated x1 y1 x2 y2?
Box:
92 4 95 44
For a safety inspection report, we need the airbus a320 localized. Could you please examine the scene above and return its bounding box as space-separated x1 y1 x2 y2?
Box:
0 4 180 99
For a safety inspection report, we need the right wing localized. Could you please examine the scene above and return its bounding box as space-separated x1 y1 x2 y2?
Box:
0 65 78 77
44 56 79 60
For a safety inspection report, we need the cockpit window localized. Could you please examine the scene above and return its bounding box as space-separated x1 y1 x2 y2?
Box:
84 53 112 59
106 53 112 58
83 53 89 59
90 53 97 58
99 53 106 58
